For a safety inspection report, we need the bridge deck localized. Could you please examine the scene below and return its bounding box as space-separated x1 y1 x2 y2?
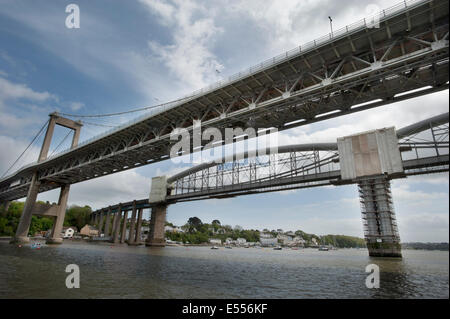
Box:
0 0 448 202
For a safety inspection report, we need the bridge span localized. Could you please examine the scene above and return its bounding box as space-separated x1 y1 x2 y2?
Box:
85 112 449 257
0 0 448 256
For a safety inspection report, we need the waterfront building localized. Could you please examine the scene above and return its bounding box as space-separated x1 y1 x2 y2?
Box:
80 225 99 237
209 238 222 245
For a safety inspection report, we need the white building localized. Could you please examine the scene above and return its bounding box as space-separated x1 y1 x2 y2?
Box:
277 234 293 245
260 238 278 246
62 226 77 238
236 238 247 245
209 238 222 245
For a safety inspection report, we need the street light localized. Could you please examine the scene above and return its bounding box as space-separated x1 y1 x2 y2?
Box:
328 16 333 37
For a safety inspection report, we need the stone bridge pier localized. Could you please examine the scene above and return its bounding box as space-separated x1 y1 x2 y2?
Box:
10 113 82 245
146 176 169 247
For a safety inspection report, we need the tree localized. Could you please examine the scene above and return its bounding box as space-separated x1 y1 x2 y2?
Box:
212 219 221 225
64 205 92 230
187 217 202 233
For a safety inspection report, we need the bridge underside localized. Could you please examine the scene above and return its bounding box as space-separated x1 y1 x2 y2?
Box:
0 0 448 203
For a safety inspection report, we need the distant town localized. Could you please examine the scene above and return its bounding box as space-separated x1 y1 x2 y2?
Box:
0 202 448 250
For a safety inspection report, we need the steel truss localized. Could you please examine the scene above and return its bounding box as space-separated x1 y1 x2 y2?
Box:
0 0 448 202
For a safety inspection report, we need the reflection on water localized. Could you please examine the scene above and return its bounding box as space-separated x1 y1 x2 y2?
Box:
0 240 448 299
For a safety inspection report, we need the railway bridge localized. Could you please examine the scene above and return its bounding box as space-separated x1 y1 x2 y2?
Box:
0 0 448 256
87 112 449 257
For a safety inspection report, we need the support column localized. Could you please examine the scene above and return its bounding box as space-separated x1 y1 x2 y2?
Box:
111 212 118 238
94 213 99 227
2 201 11 212
10 113 82 245
358 176 401 258
98 210 104 236
11 173 40 244
134 208 143 244
120 210 128 244
146 204 167 247
128 201 137 245
104 207 112 237
47 184 70 244
112 205 122 244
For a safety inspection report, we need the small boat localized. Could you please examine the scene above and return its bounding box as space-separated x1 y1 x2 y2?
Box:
225 246 232 249
318 246 329 251
211 246 219 250
291 247 299 250
273 246 282 250
31 242 41 249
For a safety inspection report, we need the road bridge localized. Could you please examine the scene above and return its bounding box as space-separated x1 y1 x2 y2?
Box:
0 0 448 252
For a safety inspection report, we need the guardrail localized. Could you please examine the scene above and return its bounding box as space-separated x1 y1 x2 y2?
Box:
0 0 431 183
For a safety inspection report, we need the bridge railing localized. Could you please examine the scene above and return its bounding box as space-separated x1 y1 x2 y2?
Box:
42 0 429 157
0 0 433 183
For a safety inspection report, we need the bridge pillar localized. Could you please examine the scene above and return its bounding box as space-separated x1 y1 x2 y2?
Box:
120 210 128 244
104 207 112 237
134 208 143 244
46 184 70 244
146 204 167 247
359 177 402 257
10 173 40 244
128 201 137 245
111 205 122 243
111 211 118 240
8 113 82 245
98 210 104 236
2 201 11 212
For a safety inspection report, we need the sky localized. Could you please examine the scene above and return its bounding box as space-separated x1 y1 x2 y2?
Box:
0 0 448 242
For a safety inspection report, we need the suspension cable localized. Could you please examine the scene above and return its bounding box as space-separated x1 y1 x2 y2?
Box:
58 95 192 119
1 119 49 178
49 130 73 157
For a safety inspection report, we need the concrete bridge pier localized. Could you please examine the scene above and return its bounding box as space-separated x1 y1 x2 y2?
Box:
120 210 128 244
98 210 104 236
359 177 402 257
146 204 167 247
134 208 143 245
127 201 137 245
104 207 112 237
46 184 70 244
1 201 10 212
10 173 40 244
111 204 122 243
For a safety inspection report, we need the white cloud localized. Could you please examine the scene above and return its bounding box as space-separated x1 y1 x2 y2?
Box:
0 76 55 109
69 101 84 111
141 0 224 92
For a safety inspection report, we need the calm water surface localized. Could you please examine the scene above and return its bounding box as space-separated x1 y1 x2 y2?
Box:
0 240 448 298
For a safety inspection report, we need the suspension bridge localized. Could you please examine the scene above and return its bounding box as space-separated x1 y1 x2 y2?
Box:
0 0 448 257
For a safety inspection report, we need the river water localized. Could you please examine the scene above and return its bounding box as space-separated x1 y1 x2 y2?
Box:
0 240 448 299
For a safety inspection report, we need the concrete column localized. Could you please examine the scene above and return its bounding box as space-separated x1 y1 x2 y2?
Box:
146 204 167 247
104 207 112 237
134 208 143 244
11 173 40 244
47 184 70 244
359 176 401 258
128 201 137 245
112 205 122 244
98 210 104 236
3 201 11 212
94 213 99 226
120 210 128 244
38 116 57 162
111 212 118 237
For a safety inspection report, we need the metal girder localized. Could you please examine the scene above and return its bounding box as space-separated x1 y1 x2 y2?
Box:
0 0 448 202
